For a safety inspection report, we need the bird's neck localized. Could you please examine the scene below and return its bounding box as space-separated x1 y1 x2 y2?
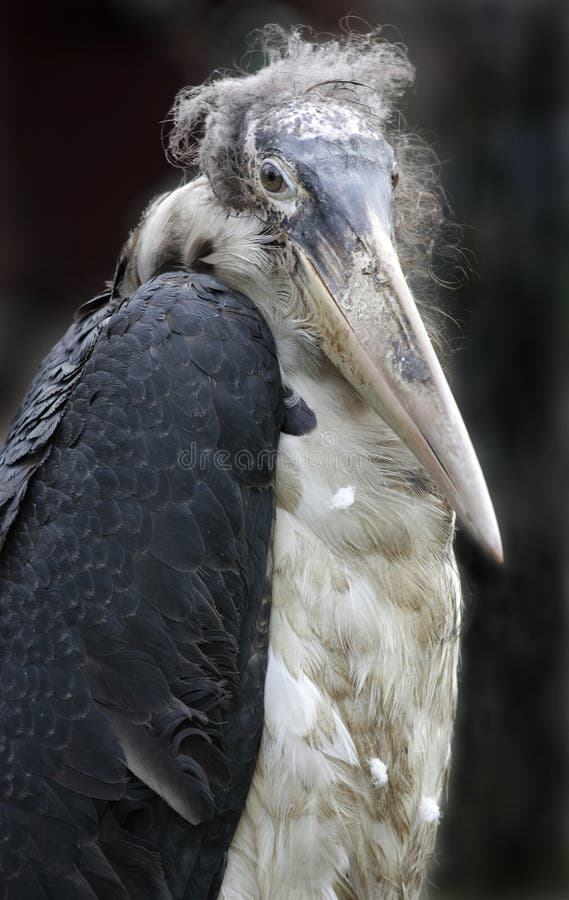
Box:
120 176 318 370
121 177 454 552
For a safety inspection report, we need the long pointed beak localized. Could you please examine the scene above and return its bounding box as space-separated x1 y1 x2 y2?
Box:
291 214 503 562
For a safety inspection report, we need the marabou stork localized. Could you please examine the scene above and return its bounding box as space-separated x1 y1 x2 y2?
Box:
0 28 502 900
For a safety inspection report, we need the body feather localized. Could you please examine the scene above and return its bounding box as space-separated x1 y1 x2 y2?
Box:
222 361 461 900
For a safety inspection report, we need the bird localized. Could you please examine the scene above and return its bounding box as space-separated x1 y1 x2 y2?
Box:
0 26 502 900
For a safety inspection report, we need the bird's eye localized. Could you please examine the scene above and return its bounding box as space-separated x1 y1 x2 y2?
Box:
391 165 399 190
259 159 295 199
260 163 284 192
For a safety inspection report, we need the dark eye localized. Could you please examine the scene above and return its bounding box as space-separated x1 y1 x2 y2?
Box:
260 162 284 192
259 159 294 198
391 165 399 190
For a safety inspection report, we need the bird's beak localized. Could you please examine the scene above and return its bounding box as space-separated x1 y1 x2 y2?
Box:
289 188 502 562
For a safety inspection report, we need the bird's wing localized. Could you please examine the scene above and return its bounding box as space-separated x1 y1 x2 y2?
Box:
0 272 297 900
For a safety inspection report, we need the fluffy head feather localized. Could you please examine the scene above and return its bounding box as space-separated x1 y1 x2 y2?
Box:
169 27 413 187
166 26 447 303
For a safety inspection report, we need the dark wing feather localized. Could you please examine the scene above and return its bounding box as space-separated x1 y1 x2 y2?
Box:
0 272 298 899
0 290 118 552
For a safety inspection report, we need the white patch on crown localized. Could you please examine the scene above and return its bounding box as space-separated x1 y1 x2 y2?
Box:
330 485 355 510
279 103 379 143
369 757 388 787
419 796 441 824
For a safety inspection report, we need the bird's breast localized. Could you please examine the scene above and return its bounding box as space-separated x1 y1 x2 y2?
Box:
222 371 461 900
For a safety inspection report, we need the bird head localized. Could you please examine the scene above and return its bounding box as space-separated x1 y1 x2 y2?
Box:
123 27 502 561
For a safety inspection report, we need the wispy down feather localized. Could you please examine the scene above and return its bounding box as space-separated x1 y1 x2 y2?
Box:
167 25 451 317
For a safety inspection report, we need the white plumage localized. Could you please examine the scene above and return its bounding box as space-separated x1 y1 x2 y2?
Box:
222 355 460 899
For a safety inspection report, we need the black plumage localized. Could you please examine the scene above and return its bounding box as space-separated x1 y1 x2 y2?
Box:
0 271 302 899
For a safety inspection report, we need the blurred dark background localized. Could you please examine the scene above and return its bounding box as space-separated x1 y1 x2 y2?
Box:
1 1 567 897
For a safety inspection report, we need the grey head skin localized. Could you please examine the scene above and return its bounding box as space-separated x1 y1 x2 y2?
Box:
199 97 502 560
